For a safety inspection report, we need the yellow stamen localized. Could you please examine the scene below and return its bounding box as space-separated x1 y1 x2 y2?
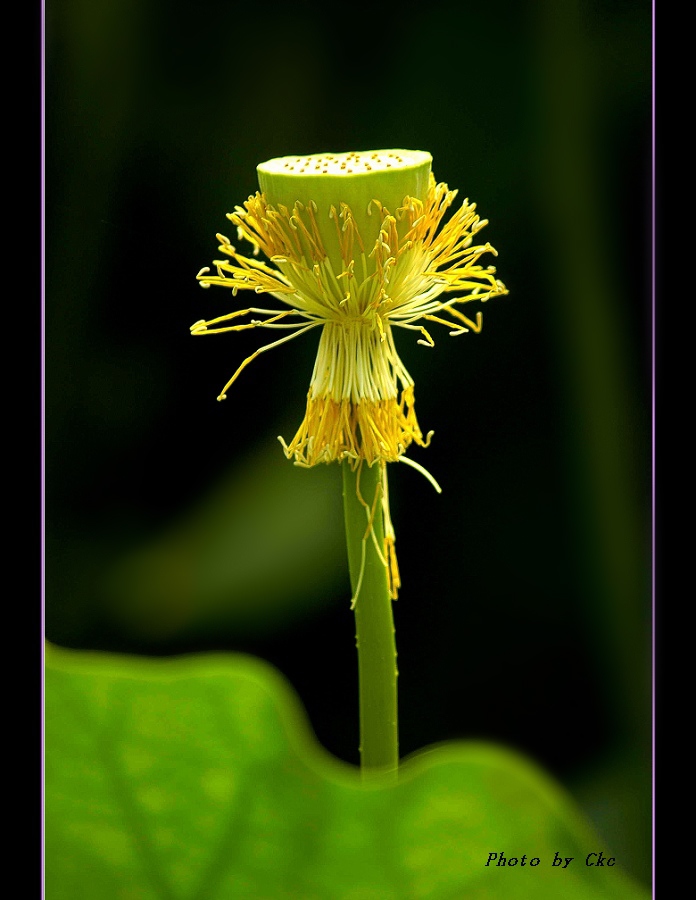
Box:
280 386 431 468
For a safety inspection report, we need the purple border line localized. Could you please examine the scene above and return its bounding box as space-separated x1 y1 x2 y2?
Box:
41 0 46 895
651 0 656 897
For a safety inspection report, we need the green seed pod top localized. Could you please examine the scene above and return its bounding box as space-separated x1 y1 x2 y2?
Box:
257 150 433 275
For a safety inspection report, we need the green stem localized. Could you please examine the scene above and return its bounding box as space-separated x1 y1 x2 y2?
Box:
342 460 398 780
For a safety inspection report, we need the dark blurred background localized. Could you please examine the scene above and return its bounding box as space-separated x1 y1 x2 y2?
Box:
46 0 652 886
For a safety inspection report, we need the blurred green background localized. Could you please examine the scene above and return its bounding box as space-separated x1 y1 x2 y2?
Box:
46 0 651 887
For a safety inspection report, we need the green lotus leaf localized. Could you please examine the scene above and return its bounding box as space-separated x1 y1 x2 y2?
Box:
45 644 649 899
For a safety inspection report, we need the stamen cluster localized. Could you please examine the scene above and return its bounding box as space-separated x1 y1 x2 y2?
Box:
193 173 507 467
